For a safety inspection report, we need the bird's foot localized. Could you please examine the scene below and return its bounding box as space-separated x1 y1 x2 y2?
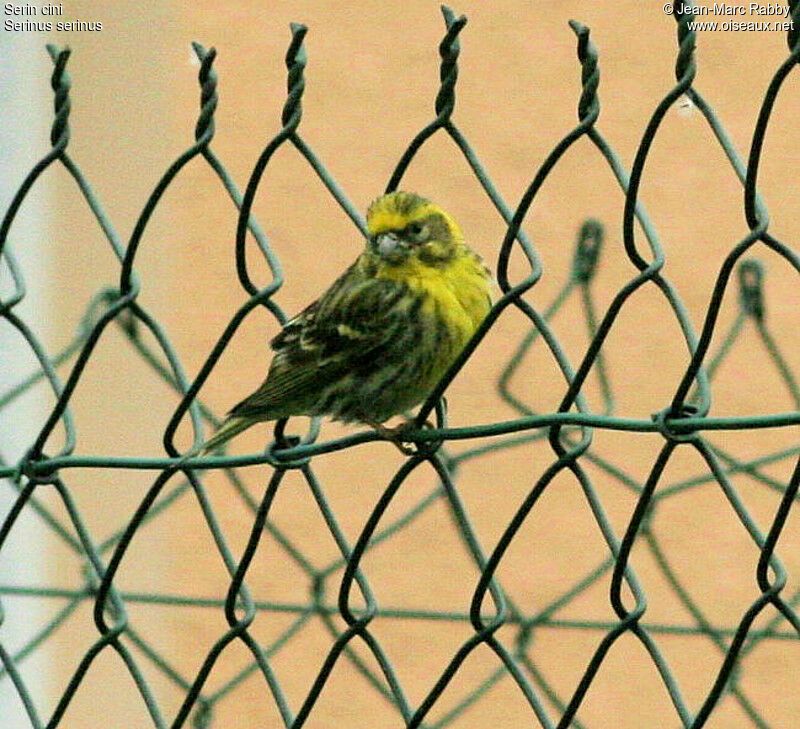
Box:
368 420 420 455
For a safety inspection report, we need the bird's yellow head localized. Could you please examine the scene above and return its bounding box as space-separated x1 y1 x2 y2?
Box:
365 191 464 267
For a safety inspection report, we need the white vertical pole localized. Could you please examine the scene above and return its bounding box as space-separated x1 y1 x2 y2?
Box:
0 33 52 726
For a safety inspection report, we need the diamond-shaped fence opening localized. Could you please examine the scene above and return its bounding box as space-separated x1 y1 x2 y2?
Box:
2 4 800 728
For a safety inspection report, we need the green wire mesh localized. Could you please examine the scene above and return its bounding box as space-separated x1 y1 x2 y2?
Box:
2 3 800 727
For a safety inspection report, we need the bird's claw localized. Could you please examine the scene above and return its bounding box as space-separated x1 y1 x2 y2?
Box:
369 419 437 455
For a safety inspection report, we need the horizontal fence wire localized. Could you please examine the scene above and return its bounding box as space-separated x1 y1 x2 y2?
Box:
1 2 800 727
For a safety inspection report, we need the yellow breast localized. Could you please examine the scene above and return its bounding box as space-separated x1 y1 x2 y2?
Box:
377 252 492 346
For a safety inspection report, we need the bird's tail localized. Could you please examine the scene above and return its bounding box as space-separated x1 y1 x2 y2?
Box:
200 416 258 455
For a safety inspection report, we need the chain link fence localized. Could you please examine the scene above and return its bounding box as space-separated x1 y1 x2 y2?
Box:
2 2 800 727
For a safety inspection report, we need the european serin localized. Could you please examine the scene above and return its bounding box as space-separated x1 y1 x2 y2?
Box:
202 191 492 453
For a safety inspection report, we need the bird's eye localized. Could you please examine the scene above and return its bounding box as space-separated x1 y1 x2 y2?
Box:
406 222 428 242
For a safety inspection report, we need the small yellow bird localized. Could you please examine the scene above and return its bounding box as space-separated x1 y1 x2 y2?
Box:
202 191 492 454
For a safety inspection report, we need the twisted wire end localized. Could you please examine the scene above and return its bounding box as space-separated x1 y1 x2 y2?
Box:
672 1 697 82
435 6 467 119
788 0 799 52
46 45 72 149
45 43 65 61
46 44 71 88
192 43 219 143
282 23 308 129
569 20 599 122
568 19 588 44
440 5 467 30
287 22 309 64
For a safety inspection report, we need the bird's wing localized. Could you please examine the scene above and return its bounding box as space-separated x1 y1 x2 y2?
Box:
229 263 411 418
